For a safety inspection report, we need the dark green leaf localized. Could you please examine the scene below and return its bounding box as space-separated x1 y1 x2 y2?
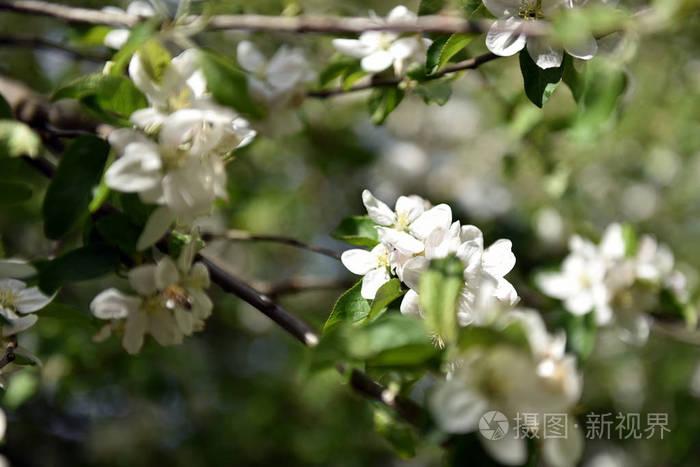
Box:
94 213 142 253
117 192 156 226
373 406 417 458
0 121 41 158
43 135 110 239
0 180 32 204
331 215 379 248
426 35 450 75
0 93 12 119
367 279 406 322
519 50 563 108
562 311 596 361
38 243 120 293
426 33 474 75
562 54 588 102
414 80 452 105
368 87 405 125
319 56 361 87
324 280 371 332
199 50 266 119
418 0 447 15
38 301 96 327
419 255 463 344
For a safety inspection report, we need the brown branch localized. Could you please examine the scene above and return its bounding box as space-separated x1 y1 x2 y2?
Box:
0 33 109 62
0 0 136 26
307 52 500 98
203 230 341 260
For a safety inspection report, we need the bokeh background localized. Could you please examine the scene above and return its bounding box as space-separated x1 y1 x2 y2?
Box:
0 0 699 465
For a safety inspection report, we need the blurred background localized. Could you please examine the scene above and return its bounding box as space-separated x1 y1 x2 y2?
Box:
0 0 699 465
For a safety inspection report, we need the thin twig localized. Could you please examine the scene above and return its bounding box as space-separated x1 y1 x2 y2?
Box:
308 52 500 98
0 34 109 62
203 230 341 260
0 0 136 26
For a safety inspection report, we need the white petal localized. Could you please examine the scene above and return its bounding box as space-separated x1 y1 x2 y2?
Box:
0 259 36 279
387 5 416 22
237 41 267 74
126 1 155 16
536 272 577 300
483 0 521 16
104 147 162 193
362 189 396 226
148 306 183 346
394 195 425 223
599 223 625 260
361 267 391 300
130 107 166 130
90 288 140 320
128 264 158 295
457 240 483 277
486 18 527 57
479 430 528 466
155 257 180 290
482 239 516 278
189 262 210 289
409 204 452 240
361 51 395 73
2 314 38 336
565 293 595 315
565 33 598 60
377 227 425 255
526 36 564 69
460 225 484 246
15 286 54 313
107 128 152 154
399 289 423 318
389 37 419 60
332 38 375 58
103 29 129 49
542 421 584 467
174 308 195 335
429 379 489 433
122 308 147 354
266 46 311 91
494 278 519 306
136 206 175 251
341 249 378 275
401 256 430 290
128 52 165 107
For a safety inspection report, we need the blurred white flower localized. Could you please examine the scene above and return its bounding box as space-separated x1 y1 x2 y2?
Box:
236 41 316 107
102 1 155 49
90 239 212 354
332 6 432 74
483 0 598 69
0 259 53 336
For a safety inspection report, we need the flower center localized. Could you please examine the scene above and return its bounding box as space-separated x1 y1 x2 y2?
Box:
0 288 18 311
167 87 195 112
394 211 410 232
518 0 544 20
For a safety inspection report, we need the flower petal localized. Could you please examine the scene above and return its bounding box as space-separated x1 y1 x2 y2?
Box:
361 51 395 73
483 0 521 16
236 41 267 73
155 257 180 290
2 314 38 336
526 36 564 69
409 204 452 240
399 289 423 318
389 37 419 60
122 308 147 354
377 227 425 255
136 206 175 251
564 33 598 60
361 267 391 299
0 259 36 279
128 264 158 295
332 38 374 58
394 195 425 223
482 239 516 278
15 286 54 313
361 189 396 226
486 17 527 57
429 379 489 433
90 288 141 320
341 249 378 275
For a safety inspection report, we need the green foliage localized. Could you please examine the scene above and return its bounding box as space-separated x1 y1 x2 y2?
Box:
42 135 110 239
108 21 160 75
621 223 638 257
459 0 492 18
414 80 452 105
551 5 629 48
373 406 417 458
38 243 120 293
0 180 32 205
368 86 405 125
318 56 367 89
0 121 41 158
561 311 597 361
0 93 12 118
418 0 447 15
324 280 371 331
52 74 147 126
519 51 563 108
137 39 172 83
331 215 379 248
425 33 473 75
419 256 464 344
94 213 143 254
199 50 266 119
367 279 406 322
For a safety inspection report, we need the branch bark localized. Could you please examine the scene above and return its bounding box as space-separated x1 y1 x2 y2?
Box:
0 33 109 62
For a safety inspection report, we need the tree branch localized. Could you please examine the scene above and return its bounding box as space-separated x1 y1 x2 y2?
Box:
307 52 500 98
253 276 354 298
0 33 109 62
203 230 341 260
0 0 136 26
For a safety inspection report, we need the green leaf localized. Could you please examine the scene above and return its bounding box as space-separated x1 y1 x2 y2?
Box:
368 87 405 125
367 279 406 322
38 301 95 326
42 135 110 239
324 280 371 332
331 215 379 248
94 213 142 254
562 311 597 361
570 60 627 139
459 0 492 18
519 50 563 108
137 39 172 83
562 55 588 103
0 93 12 118
52 74 147 125
0 180 32 204
38 243 120 293
621 223 638 257
0 120 41 158
373 406 417 458
108 21 160 75
418 0 447 15
199 50 266 119
414 80 452 105
426 33 474 75
419 256 463 344
319 56 361 87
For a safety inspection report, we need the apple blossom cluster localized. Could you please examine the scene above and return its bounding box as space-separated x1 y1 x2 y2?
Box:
90 234 212 354
484 0 599 69
537 223 690 342
332 6 432 75
341 190 519 326
430 309 583 467
105 49 256 250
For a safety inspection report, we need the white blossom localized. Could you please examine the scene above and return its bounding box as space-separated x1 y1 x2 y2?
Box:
237 41 317 107
90 238 212 354
0 259 53 337
332 6 432 75
341 243 392 299
483 0 598 69
102 1 155 49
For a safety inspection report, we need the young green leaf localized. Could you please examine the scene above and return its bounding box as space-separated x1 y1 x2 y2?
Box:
318 56 361 87
324 280 371 332
367 278 406 322
426 34 474 75
413 80 452 105
199 50 266 119
419 255 463 344
0 121 41 158
137 39 172 83
561 311 597 361
42 135 110 239
373 407 417 458
519 50 564 108
368 86 405 125
38 243 120 293
331 215 379 248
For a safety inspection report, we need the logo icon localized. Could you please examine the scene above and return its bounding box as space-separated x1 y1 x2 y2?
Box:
479 410 509 440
